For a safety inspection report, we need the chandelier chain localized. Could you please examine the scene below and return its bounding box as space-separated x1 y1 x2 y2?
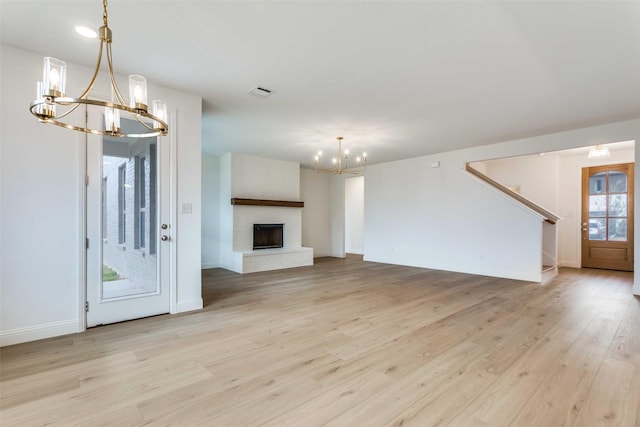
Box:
103 0 109 26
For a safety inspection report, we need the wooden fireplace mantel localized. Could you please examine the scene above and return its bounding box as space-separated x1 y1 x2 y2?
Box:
230 198 304 208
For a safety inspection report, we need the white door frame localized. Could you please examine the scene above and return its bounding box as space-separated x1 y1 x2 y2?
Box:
344 176 365 255
78 107 178 330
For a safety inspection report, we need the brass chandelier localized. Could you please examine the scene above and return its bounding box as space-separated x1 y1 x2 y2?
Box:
29 0 168 138
314 137 367 175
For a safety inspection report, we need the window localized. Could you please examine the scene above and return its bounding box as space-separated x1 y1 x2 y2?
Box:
102 177 107 237
118 165 126 244
135 156 147 250
588 170 628 241
149 144 157 254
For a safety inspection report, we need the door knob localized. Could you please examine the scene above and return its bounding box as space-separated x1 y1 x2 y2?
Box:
161 235 170 241
161 224 169 230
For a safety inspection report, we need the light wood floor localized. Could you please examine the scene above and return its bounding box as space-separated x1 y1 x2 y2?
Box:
1 256 639 426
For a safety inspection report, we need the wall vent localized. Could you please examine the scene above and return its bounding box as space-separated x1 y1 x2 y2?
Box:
247 86 273 98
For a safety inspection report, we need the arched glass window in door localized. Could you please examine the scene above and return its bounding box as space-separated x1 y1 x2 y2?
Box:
588 171 628 242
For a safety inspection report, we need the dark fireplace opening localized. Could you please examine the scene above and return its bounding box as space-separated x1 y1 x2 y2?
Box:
253 224 284 250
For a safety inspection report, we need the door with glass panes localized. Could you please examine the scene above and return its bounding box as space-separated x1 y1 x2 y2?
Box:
581 163 634 271
86 117 171 327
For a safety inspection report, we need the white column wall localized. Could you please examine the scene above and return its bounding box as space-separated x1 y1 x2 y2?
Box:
635 144 640 295
300 169 331 257
218 154 234 271
202 155 220 269
231 154 300 200
329 174 346 258
345 176 365 254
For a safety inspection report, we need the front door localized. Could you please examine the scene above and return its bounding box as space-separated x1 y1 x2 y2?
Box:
86 117 172 327
581 163 634 271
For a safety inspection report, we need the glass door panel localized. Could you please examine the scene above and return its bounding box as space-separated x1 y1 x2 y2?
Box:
587 171 628 242
589 172 606 194
101 138 158 299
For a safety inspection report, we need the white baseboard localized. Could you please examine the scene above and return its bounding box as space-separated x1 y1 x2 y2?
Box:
201 262 220 269
313 252 331 258
1 319 80 347
175 298 203 313
558 260 581 268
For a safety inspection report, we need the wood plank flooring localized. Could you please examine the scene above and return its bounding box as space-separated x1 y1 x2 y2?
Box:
1 256 639 426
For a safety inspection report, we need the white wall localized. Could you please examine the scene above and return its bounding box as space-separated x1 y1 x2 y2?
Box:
484 154 560 212
155 67 203 316
1 45 203 345
365 119 640 283
345 176 365 254
231 154 300 200
365 155 544 281
219 154 234 270
300 171 364 258
300 169 331 257
635 145 640 295
329 174 347 258
1 46 84 344
202 155 220 268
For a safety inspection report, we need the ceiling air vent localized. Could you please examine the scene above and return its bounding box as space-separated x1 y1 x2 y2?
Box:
247 86 273 98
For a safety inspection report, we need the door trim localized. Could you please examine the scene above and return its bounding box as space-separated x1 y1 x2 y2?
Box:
168 110 178 314
79 117 88 332
80 107 179 328
581 162 634 271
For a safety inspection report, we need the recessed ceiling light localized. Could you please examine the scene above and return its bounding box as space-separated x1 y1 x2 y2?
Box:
75 25 98 38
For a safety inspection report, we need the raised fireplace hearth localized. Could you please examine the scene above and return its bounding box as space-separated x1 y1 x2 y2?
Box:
253 224 284 250
219 153 313 274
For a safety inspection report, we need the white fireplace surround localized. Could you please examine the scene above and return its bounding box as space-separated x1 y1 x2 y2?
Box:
219 153 313 274
234 206 299 251
226 205 313 273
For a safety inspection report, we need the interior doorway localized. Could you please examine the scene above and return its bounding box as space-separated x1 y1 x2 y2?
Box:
345 176 364 255
581 162 634 271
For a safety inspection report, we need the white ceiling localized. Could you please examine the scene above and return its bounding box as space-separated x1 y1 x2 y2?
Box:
2 1 639 168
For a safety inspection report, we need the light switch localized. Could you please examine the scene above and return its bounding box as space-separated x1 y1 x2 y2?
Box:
182 203 192 214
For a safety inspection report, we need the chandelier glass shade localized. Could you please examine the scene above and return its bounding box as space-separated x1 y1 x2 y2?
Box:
314 137 367 175
587 144 610 160
29 0 168 138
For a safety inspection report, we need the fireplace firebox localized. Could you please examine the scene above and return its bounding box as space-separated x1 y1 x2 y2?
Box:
253 224 284 250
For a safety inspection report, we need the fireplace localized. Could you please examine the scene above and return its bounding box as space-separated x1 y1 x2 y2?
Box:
253 224 284 250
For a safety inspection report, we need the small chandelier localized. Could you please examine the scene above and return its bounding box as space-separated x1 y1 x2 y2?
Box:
314 137 367 175
587 145 610 160
29 0 168 138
